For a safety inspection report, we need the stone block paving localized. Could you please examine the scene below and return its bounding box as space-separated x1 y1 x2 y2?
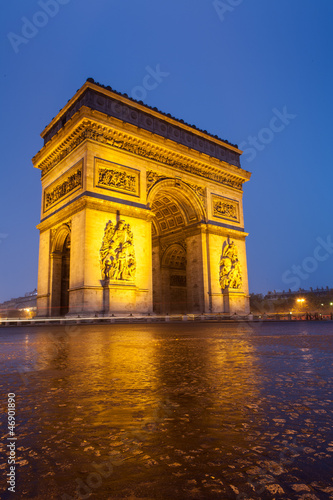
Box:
0 322 332 499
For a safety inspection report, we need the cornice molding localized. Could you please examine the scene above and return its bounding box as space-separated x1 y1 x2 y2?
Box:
204 223 248 239
37 193 152 233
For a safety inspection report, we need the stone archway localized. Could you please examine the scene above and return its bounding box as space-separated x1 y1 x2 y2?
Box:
148 180 205 314
60 235 70 315
50 224 71 316
34 81 251 317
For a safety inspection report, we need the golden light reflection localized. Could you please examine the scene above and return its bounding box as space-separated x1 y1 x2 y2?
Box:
207 325 260 405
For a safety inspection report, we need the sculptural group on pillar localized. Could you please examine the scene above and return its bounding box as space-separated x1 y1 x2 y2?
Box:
100 219 136 281
219 240 242 290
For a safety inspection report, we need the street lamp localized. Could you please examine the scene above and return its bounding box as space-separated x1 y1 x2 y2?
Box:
296 298 305 314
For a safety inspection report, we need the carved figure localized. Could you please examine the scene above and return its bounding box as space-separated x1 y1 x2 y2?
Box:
98 168 136 192
45 169 82 209
213 201 237 220
219 241 242 290
100 220 136 281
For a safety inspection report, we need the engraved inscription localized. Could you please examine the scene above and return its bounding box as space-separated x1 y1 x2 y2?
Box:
37 121 245 191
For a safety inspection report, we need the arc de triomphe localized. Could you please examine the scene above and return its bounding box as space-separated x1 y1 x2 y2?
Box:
33 79 251 316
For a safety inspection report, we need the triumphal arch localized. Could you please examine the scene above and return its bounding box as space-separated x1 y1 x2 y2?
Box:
33 79 251 316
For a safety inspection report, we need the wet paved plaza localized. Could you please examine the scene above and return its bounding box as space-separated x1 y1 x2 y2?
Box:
1 321 333 499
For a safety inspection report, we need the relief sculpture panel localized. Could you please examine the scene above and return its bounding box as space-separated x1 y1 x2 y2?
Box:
95 158 140 197
44 163 82 212
212 195 240 223
100 219 136 281
219 240 242 290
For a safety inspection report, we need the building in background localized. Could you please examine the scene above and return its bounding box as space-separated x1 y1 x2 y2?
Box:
0 289 37 318
250 287 333 314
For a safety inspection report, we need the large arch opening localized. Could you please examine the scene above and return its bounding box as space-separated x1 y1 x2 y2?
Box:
50 225 71 316
149 180 205 315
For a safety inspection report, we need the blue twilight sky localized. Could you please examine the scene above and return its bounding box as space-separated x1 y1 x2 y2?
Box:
0 0 332 302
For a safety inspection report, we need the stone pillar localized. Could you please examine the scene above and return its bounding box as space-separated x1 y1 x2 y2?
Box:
68 210 87 314
201 228 211 313
36 229 51 317
68 208 152 315
186 232 205 313
223 290 250 315
102 280 137 314
102 279 110 314
152 244 162 314
160 266 170 314
205 230 250 315
220 238 250 315
206 230 223 313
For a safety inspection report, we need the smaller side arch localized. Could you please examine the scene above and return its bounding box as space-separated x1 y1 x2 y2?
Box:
50 223 71 316
51 223 71 253
161 243 187 269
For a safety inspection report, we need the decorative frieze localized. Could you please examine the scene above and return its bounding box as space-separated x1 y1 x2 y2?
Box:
36 121 245 191
212 195 239 223
95 158 140 196
44 163 82 212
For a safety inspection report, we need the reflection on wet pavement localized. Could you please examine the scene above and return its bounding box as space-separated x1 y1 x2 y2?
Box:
0 322 333 499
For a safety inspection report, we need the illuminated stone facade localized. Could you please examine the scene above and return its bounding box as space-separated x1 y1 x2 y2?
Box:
33 79 251 316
